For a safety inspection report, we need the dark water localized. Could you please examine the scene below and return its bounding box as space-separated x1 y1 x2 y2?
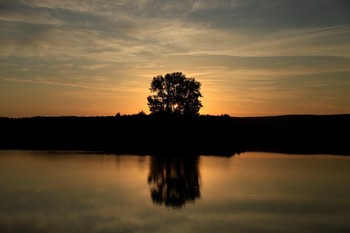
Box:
1 150 350 233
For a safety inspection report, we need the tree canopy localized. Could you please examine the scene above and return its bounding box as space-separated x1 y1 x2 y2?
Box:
147 72 203 115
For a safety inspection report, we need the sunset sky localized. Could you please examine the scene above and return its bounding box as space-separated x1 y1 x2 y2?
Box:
0 0 349 117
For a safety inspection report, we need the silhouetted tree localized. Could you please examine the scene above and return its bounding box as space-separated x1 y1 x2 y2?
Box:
147 72 203 115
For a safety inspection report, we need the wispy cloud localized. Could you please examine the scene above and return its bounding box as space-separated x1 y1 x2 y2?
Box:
2 77 145 94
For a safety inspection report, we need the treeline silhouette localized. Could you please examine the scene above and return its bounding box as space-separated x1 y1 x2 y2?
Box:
0 114 349 155
0 114 244 156
235 114 350 155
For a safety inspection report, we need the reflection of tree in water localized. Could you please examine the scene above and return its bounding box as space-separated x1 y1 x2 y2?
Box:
147 155 200 208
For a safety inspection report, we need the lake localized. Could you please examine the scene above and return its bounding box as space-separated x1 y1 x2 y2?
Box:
0 150 350 233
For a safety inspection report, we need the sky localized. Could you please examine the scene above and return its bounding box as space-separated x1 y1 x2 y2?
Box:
0 0 349 117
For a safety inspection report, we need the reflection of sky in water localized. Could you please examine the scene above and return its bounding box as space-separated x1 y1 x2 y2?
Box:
0 151 350 233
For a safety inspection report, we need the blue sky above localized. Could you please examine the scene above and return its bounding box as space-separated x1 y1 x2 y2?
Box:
0 0 349 117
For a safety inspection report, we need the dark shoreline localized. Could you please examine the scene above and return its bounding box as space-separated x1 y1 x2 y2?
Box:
234 114 350 156
1 114 349 156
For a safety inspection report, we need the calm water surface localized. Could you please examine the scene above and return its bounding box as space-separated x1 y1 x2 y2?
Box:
0 150 350 233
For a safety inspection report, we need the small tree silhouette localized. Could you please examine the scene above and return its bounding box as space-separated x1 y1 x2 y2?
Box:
147 72 203 115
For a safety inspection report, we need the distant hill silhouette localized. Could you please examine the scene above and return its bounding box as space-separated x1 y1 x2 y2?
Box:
0 114 349 155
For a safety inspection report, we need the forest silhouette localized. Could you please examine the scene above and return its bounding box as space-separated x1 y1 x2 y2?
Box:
0 113 349 156
0 114 243 156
